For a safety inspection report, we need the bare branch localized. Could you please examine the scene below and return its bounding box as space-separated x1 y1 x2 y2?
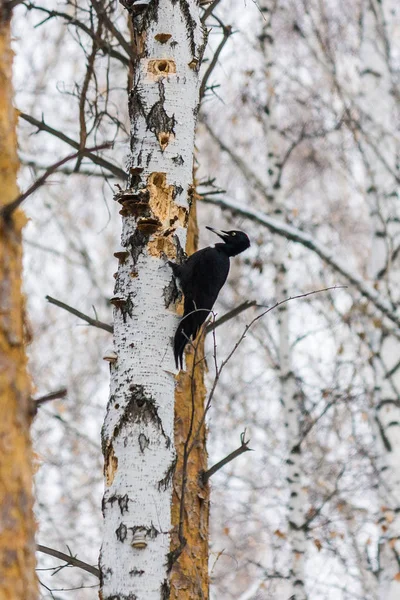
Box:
200 431 253 484
201 0 223 23
202 194 400 330
19 113 127 180
201 119 270 198
188 287 345 458
206 300 257 333
23 4 130 66
200 24 233 100
20 157 116 178
36 544 99 578
46 296 112 333
90 0 135 61
33 388 67 407
1 145 111 220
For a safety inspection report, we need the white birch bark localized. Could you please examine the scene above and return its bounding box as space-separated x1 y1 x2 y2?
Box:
275 244 308 600
359 2 400 597
261 4 308 597
99 3 205 599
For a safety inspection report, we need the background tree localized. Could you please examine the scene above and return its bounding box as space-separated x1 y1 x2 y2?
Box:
0 2 38 598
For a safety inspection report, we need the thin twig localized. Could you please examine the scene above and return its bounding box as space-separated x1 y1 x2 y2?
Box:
91 0 135 60
21 157 116 178
201 194 400 330
188 286 346 455
36 544 100 578
23 4 130 65
19 113 127 180
46 296 112 333
200 24 233 100
1 145 110 220
200 430 252 484
6 0 25 9
75 22 101 173
201 0 223 23
206 300 257 333
33 388 67 407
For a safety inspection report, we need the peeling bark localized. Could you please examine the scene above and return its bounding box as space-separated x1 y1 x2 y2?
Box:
170 199 210 599
100 2 206 599
0 5 38 599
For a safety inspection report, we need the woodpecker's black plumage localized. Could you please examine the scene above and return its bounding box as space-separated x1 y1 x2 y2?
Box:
170 227 250 370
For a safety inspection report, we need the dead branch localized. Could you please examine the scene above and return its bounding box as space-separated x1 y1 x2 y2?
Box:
200 24 233 99
201 0 223 23
188 286 347 456
46 296 112 333
36 544 99 578
23 3 130 66
200 430 253 484
19 112 127 180
206 300 257 333
202 194 400 331
1 145 111 220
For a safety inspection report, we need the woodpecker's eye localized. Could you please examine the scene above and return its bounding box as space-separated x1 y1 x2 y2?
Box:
231 232 236 236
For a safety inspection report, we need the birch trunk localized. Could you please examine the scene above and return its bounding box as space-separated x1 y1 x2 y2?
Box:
0 4 38 598
261 3 308 597
99 2 206 599
360 3 400 597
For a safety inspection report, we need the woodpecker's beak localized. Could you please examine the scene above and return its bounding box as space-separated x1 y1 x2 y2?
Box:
206 226 229 240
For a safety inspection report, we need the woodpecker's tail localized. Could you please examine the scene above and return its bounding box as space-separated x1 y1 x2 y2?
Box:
173 307 211 370
174 319 188 370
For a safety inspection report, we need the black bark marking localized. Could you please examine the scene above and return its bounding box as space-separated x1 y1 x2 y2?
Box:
172 154 184 165
163 276 179 309
118 494 129 514
130 524 159 540
104 595 137 600
99 567 113 590
177 0 197 56
103 493 130 515
161 579 170 600
126 0 160 37
138 432 150 452
173 184 183 197
158 456 176 491
130 567 145 576
110 294 135 324
146 80 176 141
112 384 171 448
129 85 146 150
116 523 128 542
127 229 148 264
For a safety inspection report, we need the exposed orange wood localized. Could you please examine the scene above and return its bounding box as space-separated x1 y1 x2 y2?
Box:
0 8 38 599
170 198 210 599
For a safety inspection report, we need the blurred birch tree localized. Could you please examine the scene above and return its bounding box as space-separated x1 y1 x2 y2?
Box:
0 2 38 598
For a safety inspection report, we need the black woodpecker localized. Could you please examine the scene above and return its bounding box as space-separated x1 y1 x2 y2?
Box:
169 226 250 370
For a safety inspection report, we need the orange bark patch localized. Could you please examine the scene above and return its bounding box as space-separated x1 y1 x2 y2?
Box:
147 58 176 79
154 33 172 44
157 131 174 151
170 200 209 599
104 446 118 487
147 172 188 258
0 15 38 600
